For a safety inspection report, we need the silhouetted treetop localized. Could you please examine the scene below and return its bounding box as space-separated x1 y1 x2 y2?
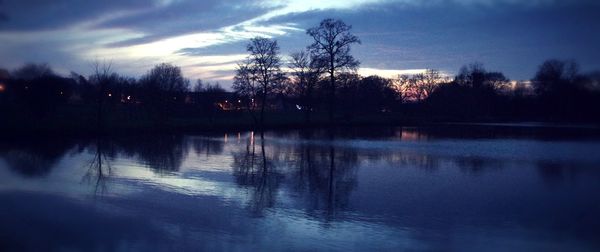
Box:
533 59 580 96
140 63 189 93
455 63 509 91
12 63 55 80
307 18 361 73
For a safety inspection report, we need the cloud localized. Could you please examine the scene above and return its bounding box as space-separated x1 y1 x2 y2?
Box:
95 0 275 47
358 67 428 78
0 0 153 31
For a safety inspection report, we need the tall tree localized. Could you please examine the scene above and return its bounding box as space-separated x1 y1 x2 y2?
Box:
289 50 325 123
307 18 360 122
233 37 283 128
89 61 113 129
233 59 260 124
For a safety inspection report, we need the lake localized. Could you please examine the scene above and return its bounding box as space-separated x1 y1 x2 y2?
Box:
1 125 599 251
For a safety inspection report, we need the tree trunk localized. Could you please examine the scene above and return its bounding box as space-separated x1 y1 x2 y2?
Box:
329 70 335 123
260 88 267 130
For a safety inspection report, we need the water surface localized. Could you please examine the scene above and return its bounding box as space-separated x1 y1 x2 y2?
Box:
1 126 599 251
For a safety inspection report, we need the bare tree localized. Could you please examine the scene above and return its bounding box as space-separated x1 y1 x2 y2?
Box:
233 59 260 125
393 69 446 102
233 37 283 128
289 50 325 123
90 60 113 130
421 69 446 97
307 18 360 122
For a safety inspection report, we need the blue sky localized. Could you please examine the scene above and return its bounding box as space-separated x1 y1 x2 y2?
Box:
1 0 599 88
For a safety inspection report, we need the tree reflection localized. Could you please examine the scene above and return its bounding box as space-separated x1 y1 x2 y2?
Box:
0 138 76 177
111 135 188 173
190 136 224 157
232 132 283 216
81 137 112 195
291 131 358 220
231 129 360 220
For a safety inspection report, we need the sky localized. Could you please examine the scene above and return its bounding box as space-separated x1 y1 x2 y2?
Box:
1 0 599 88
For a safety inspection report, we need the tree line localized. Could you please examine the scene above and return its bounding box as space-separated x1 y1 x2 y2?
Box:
232 18 600 125
1 18 599 131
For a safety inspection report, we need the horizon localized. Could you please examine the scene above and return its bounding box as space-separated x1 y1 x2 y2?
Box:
1 0 600 89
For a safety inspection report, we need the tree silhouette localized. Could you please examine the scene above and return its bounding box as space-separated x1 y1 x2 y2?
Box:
394 69 446 102
12 63 54 80
139 63 189 119
233 37 284 128
89 60 113 130
307 18 360 122
532 59 580 97
288 50 325 123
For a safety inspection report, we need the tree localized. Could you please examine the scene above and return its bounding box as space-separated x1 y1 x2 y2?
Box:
139 63 189 117
531 59 596 119
356 75 397 113
0 68 10 79
420 69 446 98
426 64 510 117
12 63 54 80
233 37 283 128
233 59 260 124
393 69 446 102
532 59 579 97
307 18 360 122
454 63 509 91
89 60 114 129
140 63 189 94
288 50 325 123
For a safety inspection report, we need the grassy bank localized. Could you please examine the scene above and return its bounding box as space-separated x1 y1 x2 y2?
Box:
2 104 599 136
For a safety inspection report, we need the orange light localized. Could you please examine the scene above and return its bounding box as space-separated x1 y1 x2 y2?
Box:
0 84 5 92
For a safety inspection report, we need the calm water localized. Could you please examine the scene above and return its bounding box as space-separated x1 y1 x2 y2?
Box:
1 126 600 251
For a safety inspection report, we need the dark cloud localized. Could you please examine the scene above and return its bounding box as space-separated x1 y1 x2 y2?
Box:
0 0 151 31
98 1 273 47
